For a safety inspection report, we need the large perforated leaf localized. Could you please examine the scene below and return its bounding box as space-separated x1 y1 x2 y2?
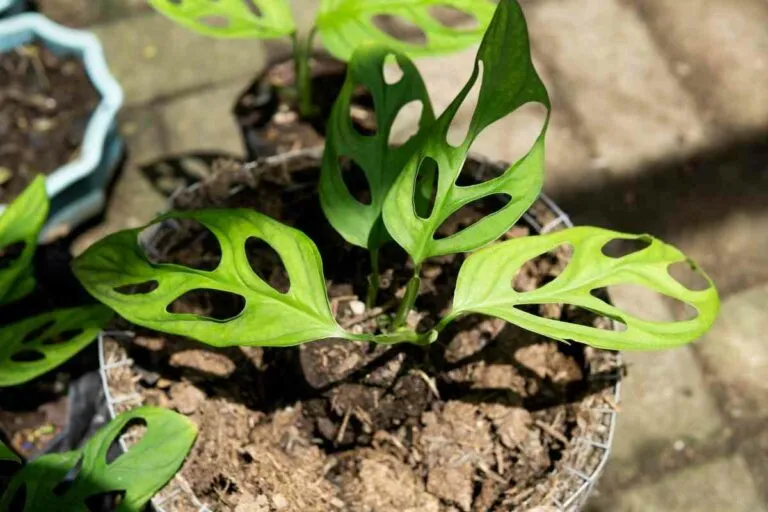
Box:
0 176 48 306
317 0 496 61
73 210 346 347
382 0 550 264
147 0 295 39
0 305 112 387
320 45 435 249
451 227 720 351
0 407 196 512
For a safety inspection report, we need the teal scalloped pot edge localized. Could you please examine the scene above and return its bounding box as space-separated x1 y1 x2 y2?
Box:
0 13 124 235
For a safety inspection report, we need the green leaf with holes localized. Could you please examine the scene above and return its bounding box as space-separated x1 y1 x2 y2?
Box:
0 176 48 306
382 0 550 264
72 210 346 347
317 0 496 61
451 227 720 351
320 45 435 249
0 305 113 387
0 407 196 512
147 0 295 39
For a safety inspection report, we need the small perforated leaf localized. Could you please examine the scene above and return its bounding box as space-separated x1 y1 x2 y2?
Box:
0 176 48 305
452 227 720 351
320 46 435 249
147 0 295 39
0 407 196 512
317 0 496 61
73 210 346 347
0 305 113 387
382 0 550 264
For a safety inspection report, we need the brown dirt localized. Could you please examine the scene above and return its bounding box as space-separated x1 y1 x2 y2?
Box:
103 156 621 511
0 40 100 203
233 56 376 158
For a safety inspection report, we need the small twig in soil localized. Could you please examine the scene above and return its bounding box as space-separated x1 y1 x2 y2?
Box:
534 419 569 445
603 394 622 412
336 406 353 444
340 299 397 329
477 461 507 484
410 369 441 400
373 430 408 455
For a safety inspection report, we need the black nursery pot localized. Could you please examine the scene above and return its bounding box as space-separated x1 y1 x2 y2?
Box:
232 54 375 159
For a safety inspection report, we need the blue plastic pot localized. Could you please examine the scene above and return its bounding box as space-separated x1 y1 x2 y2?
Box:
0 0 26 18
0 14 124 236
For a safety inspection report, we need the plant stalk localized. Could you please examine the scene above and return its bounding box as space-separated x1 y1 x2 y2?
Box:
292 28 317 118
392 267 421 329
366 248 380 309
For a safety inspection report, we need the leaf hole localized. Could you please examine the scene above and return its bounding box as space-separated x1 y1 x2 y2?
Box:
85 490 126 512
197 15 229 28
350 85 377 136
246 237 291 294
114 280 160 296
467 101 548 168
166 289 246 321
388 100 424 147
338 156 373 206
446 60 483 147
0 241 25 270
42 329 84 346
428 4 479 28
668 260 711 291
433 193 511 240
140 219 222 271
106 418 148 465
383 53 404 85
244 0 263 17
22 320 55 344
372 15 428 46
601 237 652 258
414 157 439 219
602 284 699 322
511 244 573 292
563 305 628 332
8 483 26 512
52 456 83 496
10 350 44 363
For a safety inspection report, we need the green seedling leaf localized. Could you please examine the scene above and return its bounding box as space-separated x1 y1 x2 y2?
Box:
147 0 295 39
0 176 48 305
0 305 113 387
317 0 496 61
1 407 197 512
320 46 435 249
451 227 720 351
73 210 346 347
382 0 550 264
0 440 20 465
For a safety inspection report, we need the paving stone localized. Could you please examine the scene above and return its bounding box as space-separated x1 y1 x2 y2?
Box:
588 456 767 512
414 46 594 195
92 13 267 106
597 284 726 488
158 83 248 157
35 0 151 27
524 0 706 174
634 0 768 133
695 283 768 421
72 108 167 255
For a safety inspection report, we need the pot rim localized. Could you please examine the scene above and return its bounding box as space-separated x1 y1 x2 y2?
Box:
0 13 123 212
98 148 622 512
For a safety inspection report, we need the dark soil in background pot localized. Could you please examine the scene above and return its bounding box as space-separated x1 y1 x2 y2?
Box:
104 156 621 511
0 40 100 203
233 55 375 158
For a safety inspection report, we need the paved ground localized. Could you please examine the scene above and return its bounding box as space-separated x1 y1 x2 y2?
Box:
34 0 768 509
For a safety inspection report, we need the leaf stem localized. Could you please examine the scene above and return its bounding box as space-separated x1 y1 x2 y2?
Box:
366 248 380 309
292 28 317 118
392 266 421 329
